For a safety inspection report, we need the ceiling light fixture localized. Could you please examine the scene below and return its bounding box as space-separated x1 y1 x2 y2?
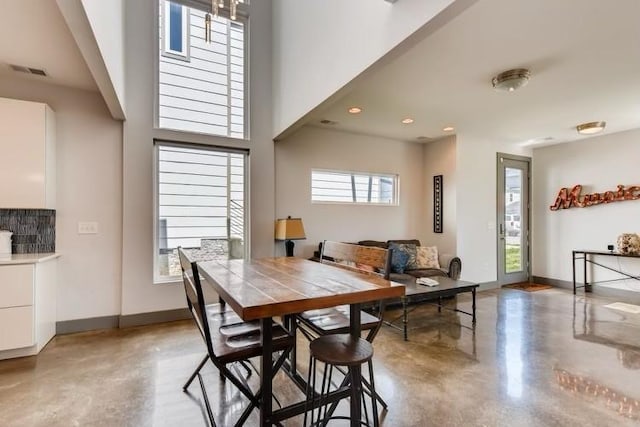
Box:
576 121 606 135
401 118 414 124
205 0 239 43
492 68 531 92
442 126 455 132
348 107 362 114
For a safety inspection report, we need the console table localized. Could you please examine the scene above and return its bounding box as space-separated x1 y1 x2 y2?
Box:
572 250 640 294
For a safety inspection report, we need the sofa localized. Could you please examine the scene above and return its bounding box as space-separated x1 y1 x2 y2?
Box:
313 239 462 283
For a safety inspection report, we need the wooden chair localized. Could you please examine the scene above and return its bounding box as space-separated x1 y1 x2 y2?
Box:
297 241 391 342
178 248 295 426
296 241 391 414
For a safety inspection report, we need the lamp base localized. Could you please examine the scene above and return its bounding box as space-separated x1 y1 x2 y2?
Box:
285 240 295 257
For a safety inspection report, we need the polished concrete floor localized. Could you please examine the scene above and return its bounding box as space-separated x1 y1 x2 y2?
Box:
1 288 639 426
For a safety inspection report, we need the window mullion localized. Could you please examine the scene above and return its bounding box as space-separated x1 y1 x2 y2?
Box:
226 20 232 137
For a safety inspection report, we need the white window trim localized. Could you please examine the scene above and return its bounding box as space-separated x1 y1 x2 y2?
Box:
162 0 191 61
153 140 250 284
311 168 400 206
155 0 250 140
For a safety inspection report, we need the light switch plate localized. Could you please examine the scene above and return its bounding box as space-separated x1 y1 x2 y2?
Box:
78 222 99 234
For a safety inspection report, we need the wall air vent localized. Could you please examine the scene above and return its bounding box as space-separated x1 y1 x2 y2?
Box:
9 64 47 77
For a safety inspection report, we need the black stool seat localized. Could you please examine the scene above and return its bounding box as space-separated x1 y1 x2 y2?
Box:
309 334 373 366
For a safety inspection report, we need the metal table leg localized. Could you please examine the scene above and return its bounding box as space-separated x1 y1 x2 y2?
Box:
402 296 408 341
349 304 362 427
472 288 476 325
260 318 273 426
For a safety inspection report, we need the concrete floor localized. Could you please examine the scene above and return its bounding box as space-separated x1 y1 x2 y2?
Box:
1 288 639 426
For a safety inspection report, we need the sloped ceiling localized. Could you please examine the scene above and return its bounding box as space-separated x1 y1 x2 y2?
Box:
0 0 97 92
308 0 640 147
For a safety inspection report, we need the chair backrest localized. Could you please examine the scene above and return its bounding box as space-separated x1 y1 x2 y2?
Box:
320 241 391 280
178 247 215 356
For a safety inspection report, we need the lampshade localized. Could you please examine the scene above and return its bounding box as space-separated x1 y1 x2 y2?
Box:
274 217 306 240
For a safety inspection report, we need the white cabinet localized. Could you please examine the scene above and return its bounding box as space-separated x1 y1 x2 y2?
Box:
0 97 56 209
0 259 57 358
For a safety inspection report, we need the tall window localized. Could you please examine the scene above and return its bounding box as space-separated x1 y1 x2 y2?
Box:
158 0 247 138
155 142 247 282
311 169 399 205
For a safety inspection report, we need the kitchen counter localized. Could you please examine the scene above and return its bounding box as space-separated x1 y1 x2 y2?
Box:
0 253 60 265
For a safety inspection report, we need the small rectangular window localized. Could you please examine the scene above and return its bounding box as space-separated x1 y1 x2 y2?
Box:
311 169 399 205
162 1 189 59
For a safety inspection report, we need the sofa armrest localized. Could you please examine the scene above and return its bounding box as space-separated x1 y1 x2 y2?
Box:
439 254 462 280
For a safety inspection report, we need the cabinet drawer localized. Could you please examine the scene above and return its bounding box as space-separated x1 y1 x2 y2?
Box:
0 306 34 350
0 264 34 308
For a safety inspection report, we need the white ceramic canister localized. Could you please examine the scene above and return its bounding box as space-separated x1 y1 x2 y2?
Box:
0 230 12 254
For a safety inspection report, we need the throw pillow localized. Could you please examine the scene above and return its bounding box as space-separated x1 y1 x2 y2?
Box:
388 242 418 271
389 249 410 274
416 246 440 269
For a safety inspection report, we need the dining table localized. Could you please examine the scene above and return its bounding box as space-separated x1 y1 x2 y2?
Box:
197 256 405 427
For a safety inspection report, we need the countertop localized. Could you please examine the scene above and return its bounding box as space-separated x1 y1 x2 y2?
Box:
0 253 60 265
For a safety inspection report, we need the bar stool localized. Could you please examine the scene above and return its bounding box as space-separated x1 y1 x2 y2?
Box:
304 334 380 427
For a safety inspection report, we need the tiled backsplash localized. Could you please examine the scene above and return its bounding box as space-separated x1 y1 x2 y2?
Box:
0 209 56 254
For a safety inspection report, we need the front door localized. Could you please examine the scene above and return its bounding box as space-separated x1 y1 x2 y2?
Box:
497 154 530 285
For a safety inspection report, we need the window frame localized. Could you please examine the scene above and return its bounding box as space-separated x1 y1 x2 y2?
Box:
153 139 249 284
161 0 191 61
155 0 250 140
310 168 400 206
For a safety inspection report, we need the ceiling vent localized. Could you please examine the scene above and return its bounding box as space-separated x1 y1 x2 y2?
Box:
9 64 48 77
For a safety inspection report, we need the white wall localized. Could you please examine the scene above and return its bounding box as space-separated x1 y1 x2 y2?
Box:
0 78 123 321
455 133 531 283
81 0 125 111
272 0 457 137
532 129 640 292
121 0 275 315
275 126 425 258
422 136 457 255
56 0 126 119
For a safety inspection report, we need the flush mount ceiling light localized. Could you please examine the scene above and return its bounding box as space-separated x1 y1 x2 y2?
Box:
492 68 531 92
348 107 362 114
576 121 606 135
401 118 414 124
442 126 455 132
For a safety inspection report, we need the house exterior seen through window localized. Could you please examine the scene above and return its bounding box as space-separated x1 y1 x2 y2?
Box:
155 143 247 282
311 169 399 205
158 0 246 138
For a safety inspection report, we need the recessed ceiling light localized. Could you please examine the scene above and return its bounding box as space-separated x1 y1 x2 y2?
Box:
401 118 414 124
576 121 606 135
442 126 455 132
492 68 531 92
348 107 362 114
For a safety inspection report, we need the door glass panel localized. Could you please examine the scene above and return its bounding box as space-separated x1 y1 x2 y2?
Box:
504 167 522 273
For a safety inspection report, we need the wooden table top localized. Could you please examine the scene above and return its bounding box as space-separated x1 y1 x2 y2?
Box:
198 257 405 321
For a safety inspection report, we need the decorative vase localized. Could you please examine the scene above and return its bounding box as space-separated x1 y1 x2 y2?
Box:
616 233 640 255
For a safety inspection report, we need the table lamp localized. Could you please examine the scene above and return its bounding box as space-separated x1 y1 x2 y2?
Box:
275 216 306 257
